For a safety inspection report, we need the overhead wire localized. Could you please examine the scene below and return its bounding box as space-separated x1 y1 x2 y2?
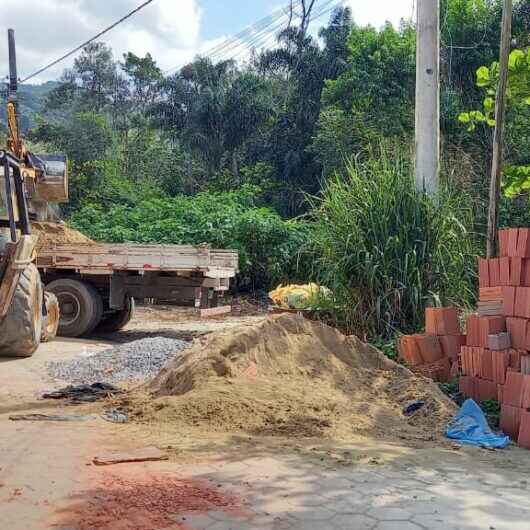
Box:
229 0 343 62
19 0 156 83
163 2 303 75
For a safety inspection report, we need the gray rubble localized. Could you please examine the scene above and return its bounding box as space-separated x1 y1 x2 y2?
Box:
47 337 189 384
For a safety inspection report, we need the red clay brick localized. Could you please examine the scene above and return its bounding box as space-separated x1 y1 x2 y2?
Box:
478 379 497 402
509 349 522 372
504 371 524 407
466 315 480 346
517 228 530 258
439 335 465 360
499 229 510 257
518 410 530 449
522 355 530 375
412 357 451 383
399 335 424 367
524 260 530 287
521 375 530 410
492 350 510 385
479 258 490 288
426 307 460 336
500 404 521 440
479 349 493 381
506 317 528 350
508 228 519 257
515 287 530 317
479 287 503 302
415 334 443 363
510 257 523 286
472 347 482 377
425 308 437 335
460 346 470 375
489 258 501 286
503 286 516 317
500 257 511 286
479 316 506 347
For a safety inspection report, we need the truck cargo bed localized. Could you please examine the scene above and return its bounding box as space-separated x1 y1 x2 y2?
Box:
36 243 238 278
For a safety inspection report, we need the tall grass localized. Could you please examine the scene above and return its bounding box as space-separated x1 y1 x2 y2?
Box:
310 146 479 339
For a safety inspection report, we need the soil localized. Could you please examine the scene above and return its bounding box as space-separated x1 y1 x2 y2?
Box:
132 314 456 445
31 221 94 250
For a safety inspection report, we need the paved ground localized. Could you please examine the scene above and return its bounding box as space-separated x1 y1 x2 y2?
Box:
1 307 530 530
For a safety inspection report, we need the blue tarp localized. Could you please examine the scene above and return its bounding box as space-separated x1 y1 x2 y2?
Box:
445 399 511 449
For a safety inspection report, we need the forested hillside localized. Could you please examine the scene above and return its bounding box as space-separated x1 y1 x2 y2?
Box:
0 81 57 132
9 0 530 339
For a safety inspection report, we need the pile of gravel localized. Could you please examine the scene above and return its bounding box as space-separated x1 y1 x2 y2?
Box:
47 337 189 384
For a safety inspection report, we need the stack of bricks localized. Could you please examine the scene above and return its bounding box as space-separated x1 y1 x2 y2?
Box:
459 228 530 448
399 307 465 383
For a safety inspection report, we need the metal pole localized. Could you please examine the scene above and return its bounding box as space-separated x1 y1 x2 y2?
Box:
7 29 18 97
486 0 512 258
415 0 440 196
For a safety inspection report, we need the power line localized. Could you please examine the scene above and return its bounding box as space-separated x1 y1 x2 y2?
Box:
163 0 305 75
20 0 156 84
230 0 343 62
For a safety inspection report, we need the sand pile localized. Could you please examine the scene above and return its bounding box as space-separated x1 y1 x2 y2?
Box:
31 222 94 251
137 314 456 443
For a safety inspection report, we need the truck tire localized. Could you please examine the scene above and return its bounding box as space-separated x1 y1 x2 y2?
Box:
41 292 60 343
46 279 103 337
97 296 135 333
0 263 43 358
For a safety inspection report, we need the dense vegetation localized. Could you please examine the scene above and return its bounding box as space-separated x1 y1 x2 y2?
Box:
9 0 530 339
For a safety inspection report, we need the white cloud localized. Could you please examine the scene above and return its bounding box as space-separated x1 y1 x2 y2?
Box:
0 0 203 83
346 0 415 29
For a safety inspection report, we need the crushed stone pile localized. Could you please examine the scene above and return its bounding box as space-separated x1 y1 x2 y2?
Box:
47 337 189 384
31 221 95 251
135 314 457 443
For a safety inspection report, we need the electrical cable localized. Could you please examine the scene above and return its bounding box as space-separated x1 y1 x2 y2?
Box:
20 0 156 83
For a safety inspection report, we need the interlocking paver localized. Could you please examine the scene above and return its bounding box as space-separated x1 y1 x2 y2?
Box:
366 506 412 521
376 522 422 530
332 513 377 530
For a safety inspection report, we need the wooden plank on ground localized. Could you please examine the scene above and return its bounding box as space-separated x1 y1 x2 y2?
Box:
200 305 232 318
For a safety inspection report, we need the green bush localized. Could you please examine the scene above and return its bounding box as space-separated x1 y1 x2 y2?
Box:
310 147 478 339
70 184 310 290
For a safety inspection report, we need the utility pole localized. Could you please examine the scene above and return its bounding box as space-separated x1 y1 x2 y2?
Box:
486 0 512 258
415 0 440 196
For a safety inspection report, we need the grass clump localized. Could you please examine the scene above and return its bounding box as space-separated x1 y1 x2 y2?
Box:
310 146 478 339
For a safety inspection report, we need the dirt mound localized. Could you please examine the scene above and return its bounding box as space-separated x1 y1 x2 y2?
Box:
32 222 94 250
137 314 456 443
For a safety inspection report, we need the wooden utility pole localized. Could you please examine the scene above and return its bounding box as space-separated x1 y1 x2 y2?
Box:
487 0 513 258
415 0 440 196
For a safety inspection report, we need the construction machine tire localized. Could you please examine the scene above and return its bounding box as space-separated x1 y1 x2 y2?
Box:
0 263 43 358
41 292 60 343
96 296 135 333
46 279 103 338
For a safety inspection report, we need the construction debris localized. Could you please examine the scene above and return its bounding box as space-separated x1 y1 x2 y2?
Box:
133 314 456 444
43 382 123 402
47 337 189 384
9 413 94 422
93 447 168 466
269 283 331 310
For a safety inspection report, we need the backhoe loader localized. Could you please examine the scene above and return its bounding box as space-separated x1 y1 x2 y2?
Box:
0 29 65 357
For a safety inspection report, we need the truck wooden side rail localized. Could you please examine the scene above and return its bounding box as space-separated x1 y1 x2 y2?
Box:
36 242 239 337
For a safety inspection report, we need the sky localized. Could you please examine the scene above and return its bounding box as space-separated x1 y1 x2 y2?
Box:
0 0 414 84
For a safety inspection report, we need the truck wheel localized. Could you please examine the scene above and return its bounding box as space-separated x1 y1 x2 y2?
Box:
0 263 43 358
46 279 103 337
41 292 60 342
97 296 135 333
